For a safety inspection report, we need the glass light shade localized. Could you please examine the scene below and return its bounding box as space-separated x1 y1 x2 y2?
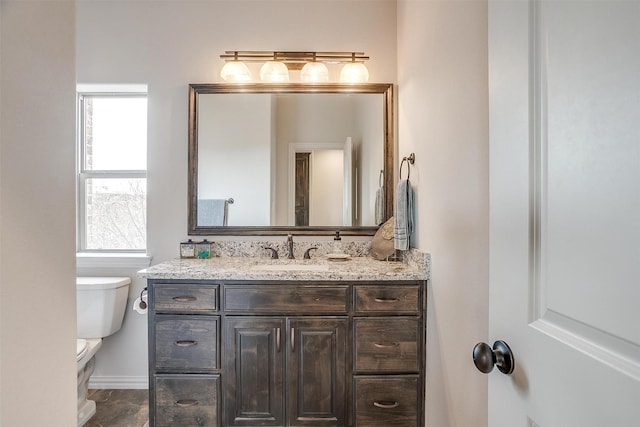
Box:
300 62 329 83
340 62 370 83
260 61 289 82
220 61 252 82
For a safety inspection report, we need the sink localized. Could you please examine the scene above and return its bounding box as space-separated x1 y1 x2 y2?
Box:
250 264 329 272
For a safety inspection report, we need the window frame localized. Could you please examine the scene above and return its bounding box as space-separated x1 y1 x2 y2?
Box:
77 91 148 253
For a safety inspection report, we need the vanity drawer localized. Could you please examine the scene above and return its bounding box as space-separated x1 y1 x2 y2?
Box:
154 316 219 371
354 375 419 427
354 318 420 372
153 283 218 313
223 285 348 314
354 285 420 314
154 374 220 427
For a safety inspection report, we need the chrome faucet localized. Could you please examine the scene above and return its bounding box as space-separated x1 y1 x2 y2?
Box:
286 234 295 259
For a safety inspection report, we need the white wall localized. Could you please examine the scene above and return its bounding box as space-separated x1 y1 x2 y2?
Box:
0 1 77 425
76 0 397 387
398 1 489 427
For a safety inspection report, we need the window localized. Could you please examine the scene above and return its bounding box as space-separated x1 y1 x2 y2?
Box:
77 92 147 252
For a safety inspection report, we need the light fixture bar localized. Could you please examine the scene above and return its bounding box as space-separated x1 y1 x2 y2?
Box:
220 51 369 64
219 50 371 83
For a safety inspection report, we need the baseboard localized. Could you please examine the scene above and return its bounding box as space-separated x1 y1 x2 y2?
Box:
89 375 148 390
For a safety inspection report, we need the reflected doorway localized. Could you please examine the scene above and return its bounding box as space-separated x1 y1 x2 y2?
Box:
288 138 353 227
295 153 310 226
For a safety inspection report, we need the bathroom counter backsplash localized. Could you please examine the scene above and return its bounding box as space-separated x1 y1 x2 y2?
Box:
138 243 429 282
205 239 374 258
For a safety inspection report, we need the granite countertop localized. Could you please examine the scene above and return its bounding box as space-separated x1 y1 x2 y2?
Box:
137 254 429 282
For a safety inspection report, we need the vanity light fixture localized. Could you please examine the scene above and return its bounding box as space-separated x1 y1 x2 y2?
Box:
339 53 370 83
300 55 329 83
259 54 289 82
220 51 369 83
219 51 252 82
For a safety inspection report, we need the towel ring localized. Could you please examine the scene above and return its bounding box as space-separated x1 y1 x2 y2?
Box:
379 170 384 187
400 153 415 180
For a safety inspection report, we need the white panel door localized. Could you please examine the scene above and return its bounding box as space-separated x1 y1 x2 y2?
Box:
488 0 640 425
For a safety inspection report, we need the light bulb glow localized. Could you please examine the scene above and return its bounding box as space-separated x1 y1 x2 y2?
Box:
220 61 252 82
260 61 289 82
339 62 369 83
300 62 329 83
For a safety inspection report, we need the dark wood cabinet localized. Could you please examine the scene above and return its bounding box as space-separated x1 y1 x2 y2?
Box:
155 374 221 427
287 317 347 426
223 317 347 426
223 317 285 427
354 376 419 427
147 280 425 427
154 315 219 371
354 317 419 372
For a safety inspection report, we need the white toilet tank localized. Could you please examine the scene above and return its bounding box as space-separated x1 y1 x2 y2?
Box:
76 277 131 339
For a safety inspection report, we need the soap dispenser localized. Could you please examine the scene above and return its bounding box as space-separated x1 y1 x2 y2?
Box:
332 231 343 254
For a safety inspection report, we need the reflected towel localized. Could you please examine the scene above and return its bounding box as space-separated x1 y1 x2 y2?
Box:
198 199 228 226
394 179 414 250
375 186 385 226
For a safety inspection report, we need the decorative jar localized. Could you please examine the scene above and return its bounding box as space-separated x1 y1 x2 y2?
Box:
196 239 213 259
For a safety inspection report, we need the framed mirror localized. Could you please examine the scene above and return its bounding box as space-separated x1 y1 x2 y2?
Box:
188 83 394 236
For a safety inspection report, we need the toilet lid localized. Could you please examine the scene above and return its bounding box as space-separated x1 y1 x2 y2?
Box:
77 339 88 362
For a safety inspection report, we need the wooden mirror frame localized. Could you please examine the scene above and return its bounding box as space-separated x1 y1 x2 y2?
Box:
188 83 394 236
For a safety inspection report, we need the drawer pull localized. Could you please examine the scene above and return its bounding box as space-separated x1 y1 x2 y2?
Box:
374 297 400 303
172 295 197 302
374 342 400 349
373 400 399 409
175 340 198 347
175 399 199 407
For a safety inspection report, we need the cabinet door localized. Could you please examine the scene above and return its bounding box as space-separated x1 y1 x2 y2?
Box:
288 318 347 427
223 317 285 427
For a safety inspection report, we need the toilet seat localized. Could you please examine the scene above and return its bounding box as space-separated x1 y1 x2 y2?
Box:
77 339 88 362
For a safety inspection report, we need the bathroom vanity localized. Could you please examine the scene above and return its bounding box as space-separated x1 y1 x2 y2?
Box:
139 253 429 427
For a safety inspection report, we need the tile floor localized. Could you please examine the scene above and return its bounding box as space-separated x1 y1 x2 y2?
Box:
85 389 148 427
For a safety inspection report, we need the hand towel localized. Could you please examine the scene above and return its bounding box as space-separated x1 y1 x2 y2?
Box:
394 179 414 250
375 186 385 226
198 199 228 226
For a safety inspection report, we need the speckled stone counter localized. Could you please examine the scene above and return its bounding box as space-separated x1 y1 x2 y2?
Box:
138 248 430 282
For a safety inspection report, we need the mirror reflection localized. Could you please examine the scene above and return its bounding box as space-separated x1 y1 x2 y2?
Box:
189 84 394 236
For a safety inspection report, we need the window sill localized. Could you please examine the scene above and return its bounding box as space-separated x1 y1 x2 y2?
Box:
76 252 152 269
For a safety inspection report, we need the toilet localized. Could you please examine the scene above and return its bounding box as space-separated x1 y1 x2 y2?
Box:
76 277 131 427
